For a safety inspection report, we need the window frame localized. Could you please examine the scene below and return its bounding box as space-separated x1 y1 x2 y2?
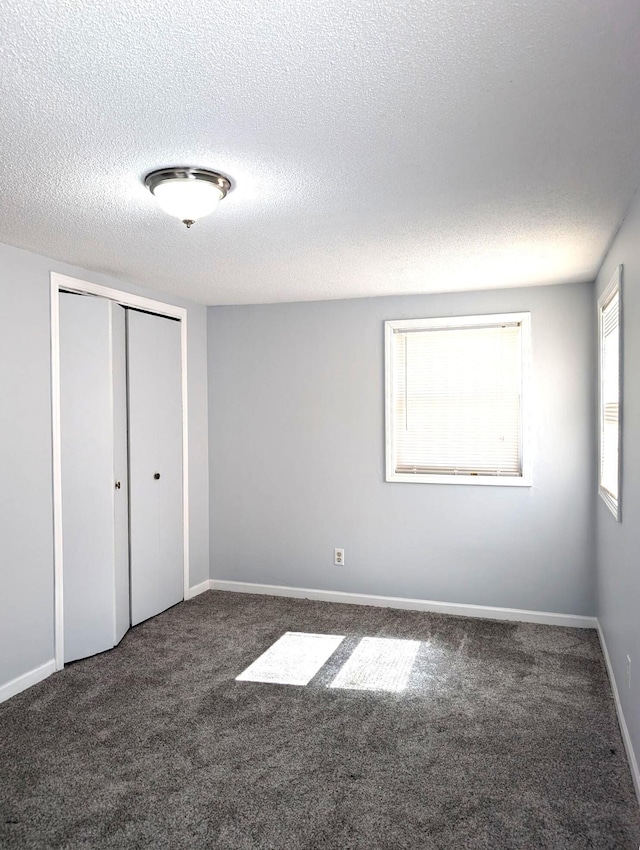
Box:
384 312 532 486
598 266 623 521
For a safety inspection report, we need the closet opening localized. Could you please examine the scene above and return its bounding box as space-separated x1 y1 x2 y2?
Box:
50 272 190 669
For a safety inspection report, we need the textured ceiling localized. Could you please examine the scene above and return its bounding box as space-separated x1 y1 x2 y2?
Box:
1 0 640 305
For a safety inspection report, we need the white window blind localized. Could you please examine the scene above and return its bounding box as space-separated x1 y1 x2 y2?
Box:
385 314 530 485
599 268 622 518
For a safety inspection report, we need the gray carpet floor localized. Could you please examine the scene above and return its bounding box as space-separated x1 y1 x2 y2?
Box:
1 591 639 849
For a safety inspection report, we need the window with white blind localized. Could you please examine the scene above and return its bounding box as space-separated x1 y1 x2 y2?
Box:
385 313 531 485
598 267 622 520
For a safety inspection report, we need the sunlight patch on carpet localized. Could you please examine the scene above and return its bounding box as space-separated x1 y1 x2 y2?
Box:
329 637 420 692
236 632 345 686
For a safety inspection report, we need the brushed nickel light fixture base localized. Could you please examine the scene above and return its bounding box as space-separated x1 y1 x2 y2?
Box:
144 168 231 227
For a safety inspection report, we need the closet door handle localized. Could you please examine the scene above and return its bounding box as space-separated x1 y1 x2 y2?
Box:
154 473 161 480
115 481 121 490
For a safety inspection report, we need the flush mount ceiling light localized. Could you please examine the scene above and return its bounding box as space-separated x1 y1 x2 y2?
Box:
144 167 231 228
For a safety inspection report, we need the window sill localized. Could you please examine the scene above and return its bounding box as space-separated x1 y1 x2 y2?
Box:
386 471 532 487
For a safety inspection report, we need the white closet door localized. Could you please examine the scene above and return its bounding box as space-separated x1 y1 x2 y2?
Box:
60 293 117 663
127 309 183 626
112 304 130 645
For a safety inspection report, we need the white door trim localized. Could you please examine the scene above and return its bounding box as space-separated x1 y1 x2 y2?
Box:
50 272 190 671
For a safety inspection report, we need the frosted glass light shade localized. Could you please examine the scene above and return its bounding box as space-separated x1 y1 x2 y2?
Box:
152 178 223 222
144 168 231 226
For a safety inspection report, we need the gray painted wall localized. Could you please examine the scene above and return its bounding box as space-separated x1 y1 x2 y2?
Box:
208 283 596 615
0 241 209 690
595 187 640 782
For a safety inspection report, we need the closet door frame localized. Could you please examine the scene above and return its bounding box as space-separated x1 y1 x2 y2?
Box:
50 271 190 671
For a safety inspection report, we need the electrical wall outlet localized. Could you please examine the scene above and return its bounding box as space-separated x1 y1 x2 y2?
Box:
334 548 344 566
626 655 631 689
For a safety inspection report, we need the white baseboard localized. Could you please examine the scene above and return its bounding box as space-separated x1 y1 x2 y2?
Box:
208 579 596 629
597 620 640 805
0 659 56 704
186 580 211 600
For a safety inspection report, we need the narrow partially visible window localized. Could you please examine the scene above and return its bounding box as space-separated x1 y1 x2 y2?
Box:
385 313 531 486
599 266 622 520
